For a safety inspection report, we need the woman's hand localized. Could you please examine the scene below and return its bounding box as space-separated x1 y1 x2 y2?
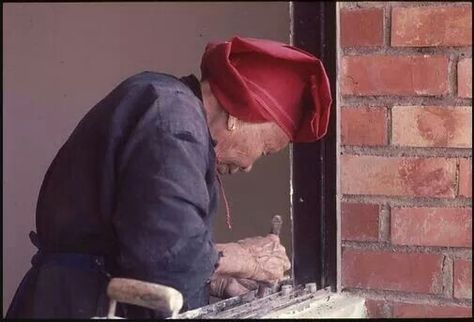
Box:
209 274 259 298
214 234 291 283
236 234 291 282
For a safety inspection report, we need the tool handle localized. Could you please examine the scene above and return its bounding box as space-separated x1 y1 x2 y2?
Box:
106 278 183 318
270 215 282 236
256 215 284 299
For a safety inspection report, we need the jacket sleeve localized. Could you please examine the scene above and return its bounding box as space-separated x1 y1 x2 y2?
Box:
111 91 218 310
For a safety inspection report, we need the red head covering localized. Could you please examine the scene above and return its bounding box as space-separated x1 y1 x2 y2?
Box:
200 36 332 142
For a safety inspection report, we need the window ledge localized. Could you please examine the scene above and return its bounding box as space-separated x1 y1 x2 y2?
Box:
262 292 367 318
176 287 367 319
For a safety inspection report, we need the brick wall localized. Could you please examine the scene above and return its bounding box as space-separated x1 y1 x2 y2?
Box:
338 2 472 318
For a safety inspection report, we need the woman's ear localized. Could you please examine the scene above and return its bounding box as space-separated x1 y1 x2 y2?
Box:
227 114 238 132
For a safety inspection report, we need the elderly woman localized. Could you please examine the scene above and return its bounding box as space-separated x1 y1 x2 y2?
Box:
6 36 331 318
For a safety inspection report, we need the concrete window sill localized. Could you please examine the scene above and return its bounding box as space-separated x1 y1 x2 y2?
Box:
177 287 367 319
262 292 367 319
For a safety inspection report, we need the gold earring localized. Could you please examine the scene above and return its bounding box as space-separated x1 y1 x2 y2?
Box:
227 115 237 131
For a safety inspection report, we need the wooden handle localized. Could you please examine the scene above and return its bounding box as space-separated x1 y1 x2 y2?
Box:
256 215 284 299
271 215 282 236
106 278 183 317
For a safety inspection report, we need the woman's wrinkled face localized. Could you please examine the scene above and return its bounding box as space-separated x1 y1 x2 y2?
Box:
214 122 290 175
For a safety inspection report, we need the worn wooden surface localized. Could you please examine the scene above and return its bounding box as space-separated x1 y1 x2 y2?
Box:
106 278 183 317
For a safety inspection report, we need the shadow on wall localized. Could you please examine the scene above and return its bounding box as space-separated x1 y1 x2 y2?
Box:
3 2 290 313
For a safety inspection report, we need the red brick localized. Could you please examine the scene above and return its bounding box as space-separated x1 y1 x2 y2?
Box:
459 158 472 198
391 207 472 247
393 302 472 318
342 250 444 293
340 8 384 47
341 203 379 241
341 56 449 96
341 155 457 198
458 58 472 98
391 6 472 47
454 259 472 299
364 299 391 318
341 107 388 146
392 106 472 148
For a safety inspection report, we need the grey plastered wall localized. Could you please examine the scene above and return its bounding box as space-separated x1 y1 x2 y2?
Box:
3 2 290 313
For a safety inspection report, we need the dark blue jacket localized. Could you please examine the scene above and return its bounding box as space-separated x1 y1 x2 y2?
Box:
6 72 220 318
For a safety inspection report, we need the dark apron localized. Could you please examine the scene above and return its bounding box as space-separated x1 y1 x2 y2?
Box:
5 231 112 319
6 232 210 319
